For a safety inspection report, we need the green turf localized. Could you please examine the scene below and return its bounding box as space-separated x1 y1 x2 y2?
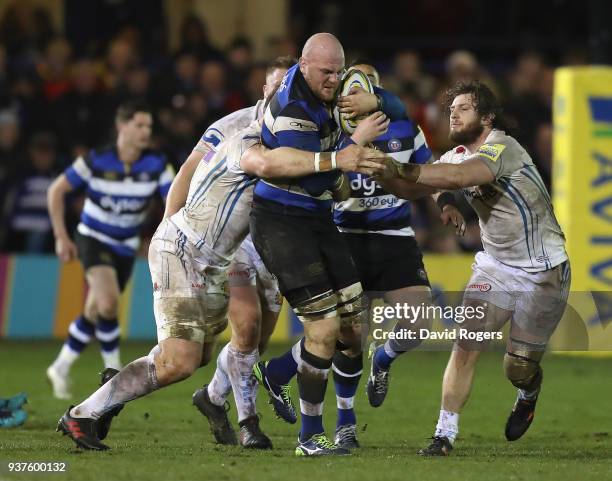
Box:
0 341 610 481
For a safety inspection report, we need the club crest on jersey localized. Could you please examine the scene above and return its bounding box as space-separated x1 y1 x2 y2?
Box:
476 143 506 162
388 138 402 152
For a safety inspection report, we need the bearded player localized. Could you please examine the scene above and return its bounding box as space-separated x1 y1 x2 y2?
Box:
376 80 570 456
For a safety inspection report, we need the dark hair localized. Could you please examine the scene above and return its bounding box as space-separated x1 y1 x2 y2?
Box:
349 57 375 68
443 81 513 132
266 55 297 75
115 100 152 123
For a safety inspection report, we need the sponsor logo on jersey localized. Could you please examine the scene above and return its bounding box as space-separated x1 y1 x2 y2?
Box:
476 143 506 162
100 196 148 213
103 171 119 180
350 175 378 196
388 138 402 152
467 283 492 292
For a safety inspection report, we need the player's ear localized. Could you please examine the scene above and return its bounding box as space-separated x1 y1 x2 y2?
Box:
299 56 307 73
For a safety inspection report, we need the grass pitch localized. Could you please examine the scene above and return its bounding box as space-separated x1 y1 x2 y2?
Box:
0 341 611 481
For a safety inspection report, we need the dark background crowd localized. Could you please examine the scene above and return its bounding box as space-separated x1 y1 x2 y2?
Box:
0 0 609 256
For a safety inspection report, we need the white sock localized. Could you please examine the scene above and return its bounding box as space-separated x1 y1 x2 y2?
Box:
227 346 259 422
101 348 122 370
51 344 80 376
71 351 159 419
207 344 232 406
434 409 459 443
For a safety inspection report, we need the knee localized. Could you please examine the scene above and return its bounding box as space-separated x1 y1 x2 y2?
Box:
156 352 199 384
503 352 542 390
97 293 119 319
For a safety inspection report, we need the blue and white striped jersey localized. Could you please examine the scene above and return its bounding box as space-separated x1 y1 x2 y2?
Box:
64 147 174 256
256 64 340 213
334 118 432 236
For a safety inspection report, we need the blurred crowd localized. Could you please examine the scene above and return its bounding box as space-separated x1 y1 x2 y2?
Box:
0 3 578 257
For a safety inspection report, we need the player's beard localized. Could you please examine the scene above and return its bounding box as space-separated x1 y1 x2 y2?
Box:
449 118 484 145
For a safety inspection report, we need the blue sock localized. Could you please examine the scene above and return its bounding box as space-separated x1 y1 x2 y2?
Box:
300 414 324 441
374 343 397 370
96 317 120 352
66 315 95 353
298 342 330 441
266 338 301 385
333 351 362 427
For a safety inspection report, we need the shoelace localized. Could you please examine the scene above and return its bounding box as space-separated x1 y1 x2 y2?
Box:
336 426 357 443
374 370 389 394
312 434 336 449
280 385 295 412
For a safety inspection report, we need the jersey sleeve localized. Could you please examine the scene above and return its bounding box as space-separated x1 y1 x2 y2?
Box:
410 125 434 165
374 86 407 121
468 138 521 180
64 155 92 189
157 162 176 199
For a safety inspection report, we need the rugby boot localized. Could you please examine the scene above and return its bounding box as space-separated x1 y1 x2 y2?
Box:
57 407 109 451
334 424 360 449
366 345 390 407
295 433 351 456
238 415 272 449
417 436 453 456
192 384 238 445
505 394 539 441
96 368 124 440
252 361 297 424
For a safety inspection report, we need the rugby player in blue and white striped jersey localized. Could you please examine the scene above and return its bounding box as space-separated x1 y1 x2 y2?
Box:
46 101 174 400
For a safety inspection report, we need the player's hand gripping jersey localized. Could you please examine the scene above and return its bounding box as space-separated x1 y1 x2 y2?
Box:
334 119 432 235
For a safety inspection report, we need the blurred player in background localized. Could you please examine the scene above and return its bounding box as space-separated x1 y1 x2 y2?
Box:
378 81 570 456
165 56 295 449
46 101 175 400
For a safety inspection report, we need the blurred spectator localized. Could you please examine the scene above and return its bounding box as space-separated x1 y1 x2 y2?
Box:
226 36 254 91
245 63 268 105
37 37 73 102
178 14 224 62
3 132 60 253
391 50 438 103
153 52 200 110
198 60 247 118
53 58 113 157
103 38 138 91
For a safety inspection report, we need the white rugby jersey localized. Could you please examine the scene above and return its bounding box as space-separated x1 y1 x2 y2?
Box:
170 121 260 267
437 129 567 272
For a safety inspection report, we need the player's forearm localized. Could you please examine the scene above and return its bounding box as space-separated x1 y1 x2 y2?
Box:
47 176 71 240
376 177 437 200
164 150 205 218
398 163 472 190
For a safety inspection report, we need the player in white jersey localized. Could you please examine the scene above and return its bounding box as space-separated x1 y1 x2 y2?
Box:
55 87 388 450
163 57 294 448
377 81 570 456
